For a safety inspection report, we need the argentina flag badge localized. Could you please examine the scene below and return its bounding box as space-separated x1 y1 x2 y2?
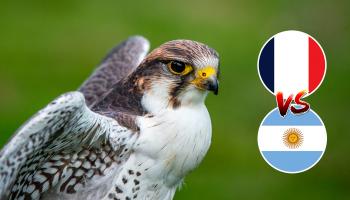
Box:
258 108 327 173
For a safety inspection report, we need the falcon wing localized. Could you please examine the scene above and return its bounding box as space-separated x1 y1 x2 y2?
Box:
79 36 150 107
0 92 137 199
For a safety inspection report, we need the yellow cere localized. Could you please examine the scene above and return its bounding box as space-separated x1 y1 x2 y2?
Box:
197 66 216 79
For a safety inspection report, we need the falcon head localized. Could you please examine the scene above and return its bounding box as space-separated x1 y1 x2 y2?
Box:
130 40 219 113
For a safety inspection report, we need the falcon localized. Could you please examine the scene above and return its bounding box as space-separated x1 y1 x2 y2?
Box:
0 36 220 200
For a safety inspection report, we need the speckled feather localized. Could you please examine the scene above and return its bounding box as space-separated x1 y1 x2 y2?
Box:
1 92 137 200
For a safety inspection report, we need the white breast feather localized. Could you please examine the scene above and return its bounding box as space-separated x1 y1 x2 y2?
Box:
136 104 211 191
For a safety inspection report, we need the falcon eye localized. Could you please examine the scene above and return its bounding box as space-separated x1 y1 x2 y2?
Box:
170 61 185 73
168 61 193 75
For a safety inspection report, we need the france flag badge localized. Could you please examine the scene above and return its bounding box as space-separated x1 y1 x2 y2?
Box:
258 30 326 97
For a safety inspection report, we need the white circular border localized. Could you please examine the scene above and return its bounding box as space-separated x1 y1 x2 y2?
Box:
257 30 327 98
257 107 327 174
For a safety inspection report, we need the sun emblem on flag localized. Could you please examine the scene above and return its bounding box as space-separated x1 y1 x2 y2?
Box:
283 128 303 149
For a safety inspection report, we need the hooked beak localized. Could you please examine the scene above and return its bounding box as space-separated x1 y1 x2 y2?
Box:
206 78 219 95
191 66 219 95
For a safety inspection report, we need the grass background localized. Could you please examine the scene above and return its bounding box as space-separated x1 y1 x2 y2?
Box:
0 0 349 199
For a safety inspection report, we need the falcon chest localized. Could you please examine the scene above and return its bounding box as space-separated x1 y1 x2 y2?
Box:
135 104 212 186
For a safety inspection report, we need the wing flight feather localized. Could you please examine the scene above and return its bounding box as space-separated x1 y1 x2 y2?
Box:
79 36 150 107
0 92 137 199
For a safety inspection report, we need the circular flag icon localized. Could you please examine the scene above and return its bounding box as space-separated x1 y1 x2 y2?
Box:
258 107 327 173
258 30 326 97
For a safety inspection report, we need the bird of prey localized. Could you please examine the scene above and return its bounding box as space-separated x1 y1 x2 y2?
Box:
0 36 220 200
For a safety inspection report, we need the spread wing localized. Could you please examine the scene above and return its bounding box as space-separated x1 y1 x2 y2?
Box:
0 92 138 199
79 36 150 107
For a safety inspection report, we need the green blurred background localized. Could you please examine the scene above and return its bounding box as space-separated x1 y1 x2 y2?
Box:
0 0 349 199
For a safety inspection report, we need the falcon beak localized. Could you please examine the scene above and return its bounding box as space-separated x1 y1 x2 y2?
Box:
191 66 219 95
206 77 219 95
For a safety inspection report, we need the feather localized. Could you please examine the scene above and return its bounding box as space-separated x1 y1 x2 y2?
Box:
79 36 150 107
0 92 137 199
